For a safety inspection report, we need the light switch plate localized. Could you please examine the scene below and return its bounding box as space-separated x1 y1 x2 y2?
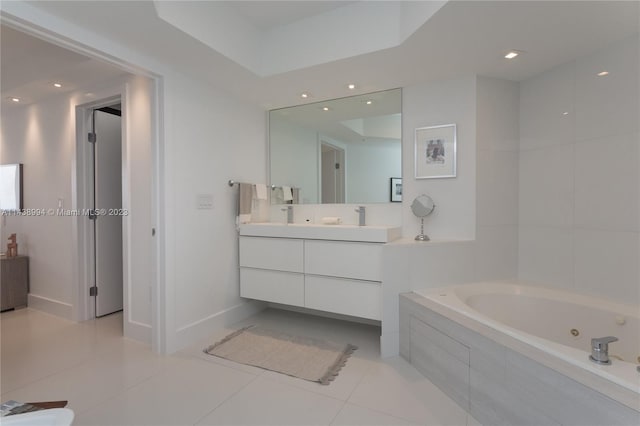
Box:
197 194 214 209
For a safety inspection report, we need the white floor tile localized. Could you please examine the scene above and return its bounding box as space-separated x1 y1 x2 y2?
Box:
196 375 344 425
348 356 468 426
75 357 257 425
2 307 469 426
331 403 420 425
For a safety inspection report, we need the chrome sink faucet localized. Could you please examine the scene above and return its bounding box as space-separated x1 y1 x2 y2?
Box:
355 206 365 226
589 336 618 365
281 205 293 224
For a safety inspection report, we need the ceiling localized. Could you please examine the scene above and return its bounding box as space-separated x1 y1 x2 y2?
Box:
2 1 639 110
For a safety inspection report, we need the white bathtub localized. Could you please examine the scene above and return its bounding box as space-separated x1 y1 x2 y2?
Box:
414 282 640 398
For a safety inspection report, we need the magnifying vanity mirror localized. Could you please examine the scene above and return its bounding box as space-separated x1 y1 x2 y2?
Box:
269 88 401 204
411 194 435 241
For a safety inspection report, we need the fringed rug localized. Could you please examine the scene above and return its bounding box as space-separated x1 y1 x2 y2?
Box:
203 325 357 385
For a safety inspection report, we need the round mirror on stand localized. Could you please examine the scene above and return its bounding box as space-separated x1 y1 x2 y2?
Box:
410 195 436 241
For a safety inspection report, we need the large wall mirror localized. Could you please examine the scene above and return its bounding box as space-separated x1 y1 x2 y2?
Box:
269 88 401 204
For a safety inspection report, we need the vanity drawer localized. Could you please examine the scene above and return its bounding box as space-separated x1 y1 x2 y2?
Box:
239 236 303 272
305 275 381 320
240 268 304 306
304 240 382 281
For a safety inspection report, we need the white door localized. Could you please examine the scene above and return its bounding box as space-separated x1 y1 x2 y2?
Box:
93 108 123 317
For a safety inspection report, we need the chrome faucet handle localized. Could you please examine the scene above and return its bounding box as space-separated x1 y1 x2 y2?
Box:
591 336 618 347
590 336 618 365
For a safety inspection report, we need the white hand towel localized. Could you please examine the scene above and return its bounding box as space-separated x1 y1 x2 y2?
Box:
255 184 268 200
282 186 293 201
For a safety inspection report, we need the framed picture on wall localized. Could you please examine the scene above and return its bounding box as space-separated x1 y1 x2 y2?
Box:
415 124 457 179
390 177 402 202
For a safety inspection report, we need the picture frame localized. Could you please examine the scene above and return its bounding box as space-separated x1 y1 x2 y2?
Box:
414 124 457 179
390 177 402 202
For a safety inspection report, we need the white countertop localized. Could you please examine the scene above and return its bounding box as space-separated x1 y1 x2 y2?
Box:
240 223 402 243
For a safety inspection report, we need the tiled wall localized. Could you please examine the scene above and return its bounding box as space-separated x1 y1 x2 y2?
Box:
518 35 640 305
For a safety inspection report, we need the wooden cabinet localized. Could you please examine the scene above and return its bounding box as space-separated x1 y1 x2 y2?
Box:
239 236 383 320
1 255 29 311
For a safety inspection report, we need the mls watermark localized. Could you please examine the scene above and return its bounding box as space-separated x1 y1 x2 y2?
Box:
1 208 129 217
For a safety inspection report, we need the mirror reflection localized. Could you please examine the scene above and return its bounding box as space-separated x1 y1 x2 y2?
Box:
270 89 401 204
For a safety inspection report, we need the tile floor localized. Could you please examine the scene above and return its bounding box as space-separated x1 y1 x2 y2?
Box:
1 307 478 425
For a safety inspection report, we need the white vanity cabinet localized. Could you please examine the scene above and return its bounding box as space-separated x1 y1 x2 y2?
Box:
239 235 384 321
239 237 304 306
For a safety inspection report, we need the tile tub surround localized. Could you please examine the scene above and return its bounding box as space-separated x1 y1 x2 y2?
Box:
399 292 640 426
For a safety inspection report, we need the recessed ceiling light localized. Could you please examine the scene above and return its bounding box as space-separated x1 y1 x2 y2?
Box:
322 106 330 111
347 84 356 90
597 71 609 77
10 97 20 102
53 83 62 88
300 92 309 99
504 51 520 59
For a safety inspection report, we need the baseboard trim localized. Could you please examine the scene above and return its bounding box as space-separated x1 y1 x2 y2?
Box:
172 300 267 353
124 318 152 344
27 294 73 320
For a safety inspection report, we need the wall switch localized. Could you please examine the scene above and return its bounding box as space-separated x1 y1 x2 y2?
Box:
197 194 214 210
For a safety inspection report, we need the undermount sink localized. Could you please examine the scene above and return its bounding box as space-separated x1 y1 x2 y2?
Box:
239 223 401 243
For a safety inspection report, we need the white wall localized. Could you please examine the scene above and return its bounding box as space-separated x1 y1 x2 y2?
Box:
401 75 477 241
166 71 266 349
518 34 640 305
475 76 520 281
345 139 401 204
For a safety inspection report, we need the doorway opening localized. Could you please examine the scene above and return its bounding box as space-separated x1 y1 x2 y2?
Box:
320 141 345 203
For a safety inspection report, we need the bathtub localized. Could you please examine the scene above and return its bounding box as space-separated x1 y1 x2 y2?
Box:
401 282 640 425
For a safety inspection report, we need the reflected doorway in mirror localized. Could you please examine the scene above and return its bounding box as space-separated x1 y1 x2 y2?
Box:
390 177 402 202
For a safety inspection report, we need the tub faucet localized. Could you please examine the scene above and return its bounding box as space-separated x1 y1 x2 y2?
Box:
589 336 618 365
355 206 366 226
281 205 293 224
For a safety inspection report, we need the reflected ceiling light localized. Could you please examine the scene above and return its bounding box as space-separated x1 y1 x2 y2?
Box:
10 97 20 102
597 71 609 77
300 92 309 99
562 111 569 115
366 100 373 105
504 51 520 59
347 84 356 90
322 106 330 111
53 83 62 88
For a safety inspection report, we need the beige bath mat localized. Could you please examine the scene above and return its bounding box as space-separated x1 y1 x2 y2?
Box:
203 325 357 385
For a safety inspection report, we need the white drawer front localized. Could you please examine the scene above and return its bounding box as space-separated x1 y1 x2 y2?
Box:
240 268 304 306
304 240 382 281
239 237 303 272
305 275 381 320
